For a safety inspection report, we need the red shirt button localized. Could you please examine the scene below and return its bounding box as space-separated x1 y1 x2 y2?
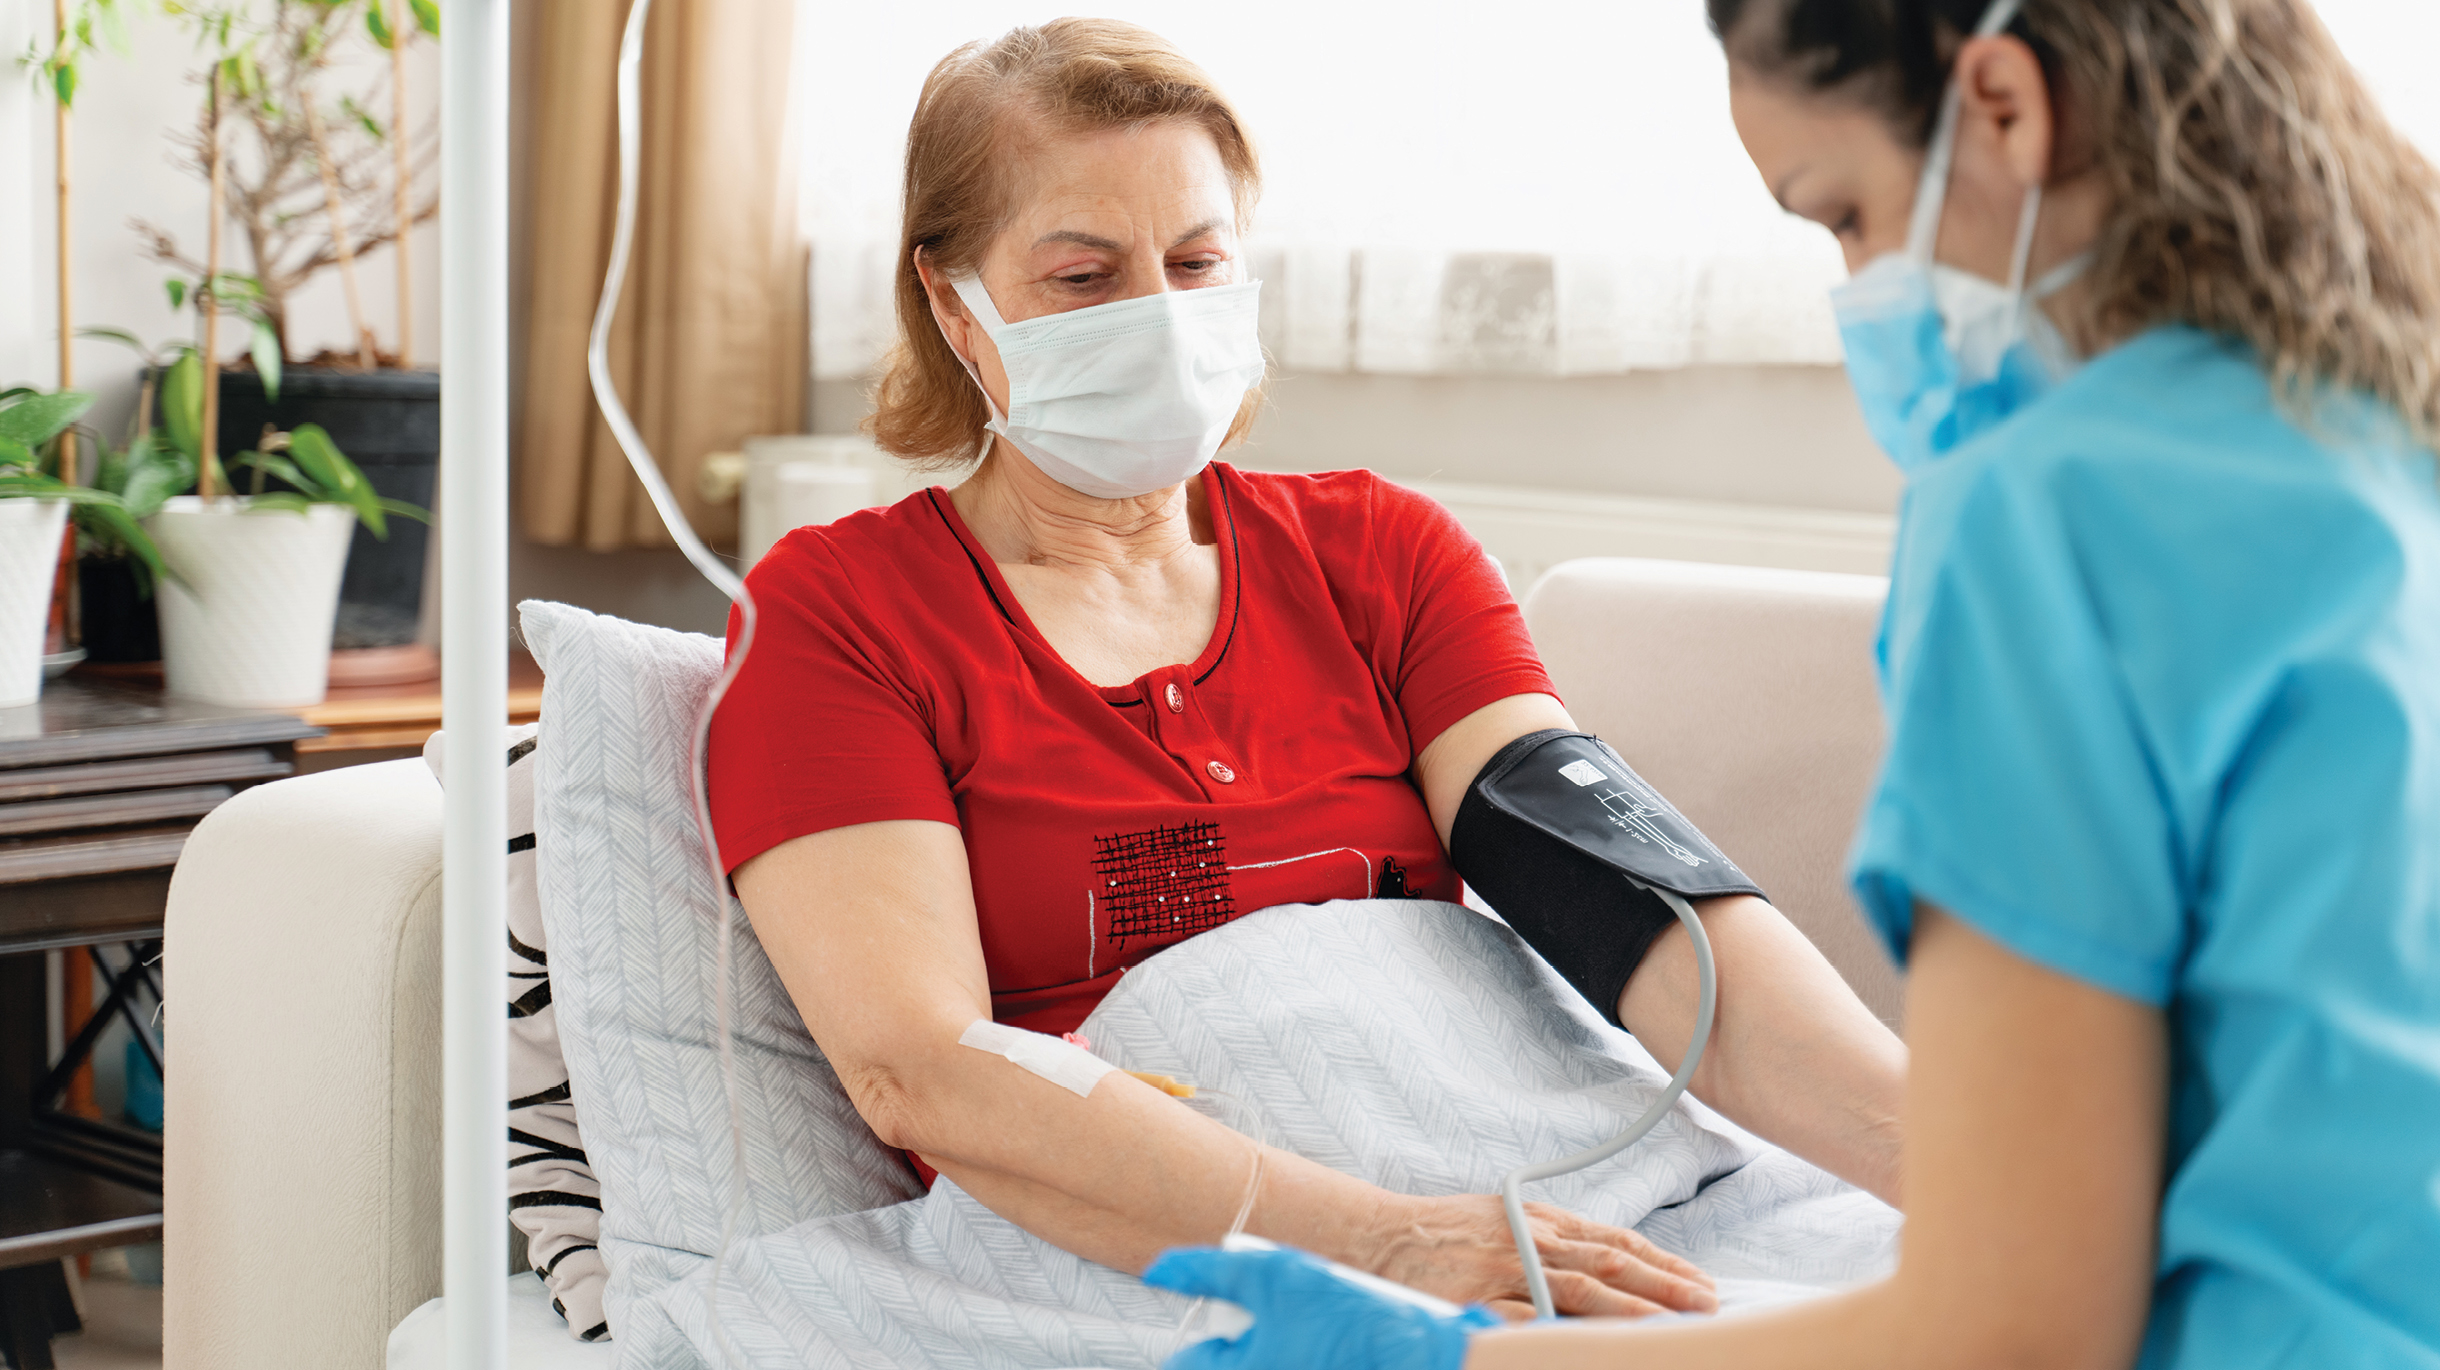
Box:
1166 683 1184 713
1206 760 1236 784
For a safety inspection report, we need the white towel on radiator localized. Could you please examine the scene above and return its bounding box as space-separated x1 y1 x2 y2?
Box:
613 899 1900 1369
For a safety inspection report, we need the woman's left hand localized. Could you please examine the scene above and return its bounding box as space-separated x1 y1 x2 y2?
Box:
1146 1243 1500 1370
1371 1194 1716 1320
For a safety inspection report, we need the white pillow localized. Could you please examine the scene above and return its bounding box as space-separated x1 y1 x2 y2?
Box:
517 600 925 1351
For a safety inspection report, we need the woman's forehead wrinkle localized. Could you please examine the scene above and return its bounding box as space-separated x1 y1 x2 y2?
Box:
1032 228 1128 252
1023 217 1227 254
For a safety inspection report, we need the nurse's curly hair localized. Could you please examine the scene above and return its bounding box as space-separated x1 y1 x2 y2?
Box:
869 20 1266 468
1711 0 2440 453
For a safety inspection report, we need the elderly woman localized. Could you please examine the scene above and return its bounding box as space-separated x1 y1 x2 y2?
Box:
709 18 1904 1320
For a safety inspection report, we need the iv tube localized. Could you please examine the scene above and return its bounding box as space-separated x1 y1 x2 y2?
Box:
588 0 756 1361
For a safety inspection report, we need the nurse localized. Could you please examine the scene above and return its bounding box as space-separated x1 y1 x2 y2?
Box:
1145 1 2440 1367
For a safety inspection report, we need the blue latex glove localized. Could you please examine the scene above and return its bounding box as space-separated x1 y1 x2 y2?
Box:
1144 1244 1501 1370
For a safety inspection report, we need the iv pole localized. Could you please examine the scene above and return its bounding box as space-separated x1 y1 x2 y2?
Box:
440 0 509 1364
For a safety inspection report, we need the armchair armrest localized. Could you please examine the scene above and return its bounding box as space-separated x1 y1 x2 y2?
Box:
163 758 445 1370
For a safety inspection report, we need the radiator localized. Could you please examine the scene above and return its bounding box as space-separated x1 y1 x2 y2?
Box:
1393 477 1895 592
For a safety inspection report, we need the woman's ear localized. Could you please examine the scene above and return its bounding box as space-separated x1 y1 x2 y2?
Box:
914 246 975 365
1955 34 2056 191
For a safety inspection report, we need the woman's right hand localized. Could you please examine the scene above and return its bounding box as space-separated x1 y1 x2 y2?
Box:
1362 1194 1718 1321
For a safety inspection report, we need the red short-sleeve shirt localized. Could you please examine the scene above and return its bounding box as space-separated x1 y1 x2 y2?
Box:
708 463 1555 1037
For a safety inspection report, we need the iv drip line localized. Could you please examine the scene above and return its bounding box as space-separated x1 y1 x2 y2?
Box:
589 0 756 1361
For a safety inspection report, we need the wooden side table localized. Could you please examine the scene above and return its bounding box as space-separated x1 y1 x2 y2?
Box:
0 660 544 1364
1 680 320 1368
293 650 543 765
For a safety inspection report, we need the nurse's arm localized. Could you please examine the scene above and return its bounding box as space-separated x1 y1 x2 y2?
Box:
1465 905 2166 1370
1416 695 1909 1206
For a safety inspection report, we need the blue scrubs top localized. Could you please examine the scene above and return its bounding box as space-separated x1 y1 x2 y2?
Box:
1849 326 2440 1370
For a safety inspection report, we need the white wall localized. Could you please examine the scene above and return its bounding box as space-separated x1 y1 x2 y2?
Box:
807 364 1895 515
1 8 439 447
1212 367 1891 514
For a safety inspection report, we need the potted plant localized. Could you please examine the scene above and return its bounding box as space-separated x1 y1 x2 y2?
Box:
146 421 415 708
80 331 421 707
29 1 143 659
54 331 218 670
0 388 162 707
133 0 441 685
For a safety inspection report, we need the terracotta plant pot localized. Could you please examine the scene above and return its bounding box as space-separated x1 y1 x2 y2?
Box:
147 497 355 708
0 499 71 708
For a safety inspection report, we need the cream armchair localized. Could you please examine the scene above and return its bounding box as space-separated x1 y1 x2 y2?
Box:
159 557 1899 1368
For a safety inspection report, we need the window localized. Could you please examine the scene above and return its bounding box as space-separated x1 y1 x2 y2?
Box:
799 1 1842 381
798 2 2440 383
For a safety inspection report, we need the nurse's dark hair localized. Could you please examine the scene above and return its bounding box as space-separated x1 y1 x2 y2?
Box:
869 20 1266 467
1710 0 2440 451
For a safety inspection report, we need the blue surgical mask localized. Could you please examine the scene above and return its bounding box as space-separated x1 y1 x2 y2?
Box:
1830 0 2085 472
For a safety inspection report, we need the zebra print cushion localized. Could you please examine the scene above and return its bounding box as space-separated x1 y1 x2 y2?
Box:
425 722 611 1343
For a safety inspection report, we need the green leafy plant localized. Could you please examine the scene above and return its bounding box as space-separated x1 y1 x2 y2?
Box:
158 273 282 400
26 1 137 110
232 423 424 536
0 387 168 587
81 330 208 531
82 325 424 540
72 333 201 594
135 0 439 366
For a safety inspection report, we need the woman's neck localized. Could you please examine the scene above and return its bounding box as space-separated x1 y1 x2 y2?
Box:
950 440 1215 571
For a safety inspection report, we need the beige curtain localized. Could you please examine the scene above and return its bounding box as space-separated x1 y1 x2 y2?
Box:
517 0 805 552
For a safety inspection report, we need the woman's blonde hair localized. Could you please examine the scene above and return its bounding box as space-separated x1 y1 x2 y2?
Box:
1713 0 2440 451
867 19 1265 468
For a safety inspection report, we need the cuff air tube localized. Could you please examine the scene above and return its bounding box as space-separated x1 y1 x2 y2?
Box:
1450 729 1763 1027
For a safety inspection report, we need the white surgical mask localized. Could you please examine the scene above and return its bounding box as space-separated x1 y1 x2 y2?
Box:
1828 0 2087 472
942 273 1266 500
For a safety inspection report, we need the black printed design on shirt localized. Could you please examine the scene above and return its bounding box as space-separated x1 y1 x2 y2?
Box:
1094 821 1238 946
1378 855 1420 900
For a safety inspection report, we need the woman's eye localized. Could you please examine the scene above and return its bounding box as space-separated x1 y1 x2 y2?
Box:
1057 271 1102 287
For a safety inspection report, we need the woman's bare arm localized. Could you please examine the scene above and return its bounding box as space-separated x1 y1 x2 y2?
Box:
1466 906 2165 1369
733 817 1717 1317
1413 695 1908 1205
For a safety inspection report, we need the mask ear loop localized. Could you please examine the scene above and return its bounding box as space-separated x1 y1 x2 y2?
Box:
1999 183 2044 345
1904 86 1969 263
917 248 1013 464
1904 0 2032 264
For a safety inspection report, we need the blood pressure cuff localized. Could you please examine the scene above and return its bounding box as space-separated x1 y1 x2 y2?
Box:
1450 730 1764 1027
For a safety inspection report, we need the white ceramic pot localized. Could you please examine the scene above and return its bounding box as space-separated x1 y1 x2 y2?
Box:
148 496 356 708
0 498 71 709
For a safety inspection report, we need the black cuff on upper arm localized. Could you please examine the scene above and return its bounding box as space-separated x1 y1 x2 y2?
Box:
1449 729 1762 1029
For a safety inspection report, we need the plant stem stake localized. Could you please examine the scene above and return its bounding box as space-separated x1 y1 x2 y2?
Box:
48 0 78 658
53 0 75 482
307 100 378 369
390 0 413 366
198 62 224 502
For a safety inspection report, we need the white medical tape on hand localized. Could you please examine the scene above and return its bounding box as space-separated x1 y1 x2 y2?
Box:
959 1019 1118 1099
